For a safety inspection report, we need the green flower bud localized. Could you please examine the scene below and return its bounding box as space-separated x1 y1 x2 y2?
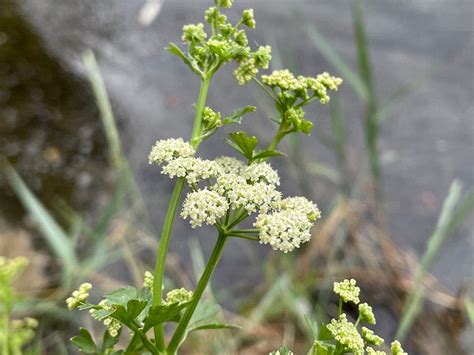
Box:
362 327 384 346
182 23 207 43
367 347 387 355
242 9 256 29
143 271 154 292
359 302 376 324
234 57 258 85
165 288 193 305
391 341 407 355
253 45 272 69
333 279 360 304
234 30 248 46
214 0 233 8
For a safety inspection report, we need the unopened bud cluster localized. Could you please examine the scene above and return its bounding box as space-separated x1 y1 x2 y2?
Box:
66 283 92 310
323 279 408 355
165 288 194 305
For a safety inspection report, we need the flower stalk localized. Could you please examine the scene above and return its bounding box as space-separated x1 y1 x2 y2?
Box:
152 76 211 349
167 231 228 354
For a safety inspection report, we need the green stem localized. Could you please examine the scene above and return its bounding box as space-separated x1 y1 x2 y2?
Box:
151 76 211 349
268 129 286 151
2 312 9 355
167 232 228 354
228 233 259 241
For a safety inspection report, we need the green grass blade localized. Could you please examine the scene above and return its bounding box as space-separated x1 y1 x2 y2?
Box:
352 3 375 98
306 25 369 101
377 81 420 124
83 50 123 170
396 180 466 340
1 160 78 279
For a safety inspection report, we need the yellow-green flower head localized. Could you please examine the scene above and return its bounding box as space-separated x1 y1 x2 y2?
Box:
0 256 28 280
214 0 233 8
234 57 258 85
327 314 364 354
362 327 384 346
304 76 330 104
281 196 321 222
391 341 407 355
243 162 280 186
181 188 229 228
148 138 195 165
215 156 245 175
333 279 360 304
143 271 154 291
104 317 121 337
182 23 207 43
165 288 193 305
359 302 376 324
66 283 92 310
261 69 304 91
367 347 387 355
162 157 222 184
317 72 343 91
255 209 313 253
242 9 256 28
254 45 272 69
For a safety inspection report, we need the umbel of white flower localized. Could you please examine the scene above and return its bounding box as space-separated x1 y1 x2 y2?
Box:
149 138 321 253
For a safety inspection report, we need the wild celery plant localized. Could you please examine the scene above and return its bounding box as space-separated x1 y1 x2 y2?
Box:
67 1 343 354
0 257 38 355
271 279 408 355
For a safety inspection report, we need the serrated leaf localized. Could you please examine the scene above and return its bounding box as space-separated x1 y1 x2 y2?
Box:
225 131 258 161
110 299 147 326
105 286 138 306
252 149 285 161
71 328 97 354
222 106 256 125
143 301 191 332
188 322 240 333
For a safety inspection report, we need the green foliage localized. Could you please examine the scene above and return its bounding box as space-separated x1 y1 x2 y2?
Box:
0 257 38 355
226 131 283 163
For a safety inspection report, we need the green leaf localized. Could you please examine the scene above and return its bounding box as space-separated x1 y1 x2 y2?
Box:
304 315 319 340
222 106 256 125
101 328 120 352
166 43 202 76
71 328 98 354
105 286 138 306
225 131 258 161
1 160 78 280
143 301 191 332
270 345 293 355
188 300 221 328
252 149 285 161
309 341 335 355
90 308 114 321
317 324 333 341
188 322 240 333
111 299 147 326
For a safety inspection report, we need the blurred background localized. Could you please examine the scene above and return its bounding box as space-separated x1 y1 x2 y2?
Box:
1 0 473 354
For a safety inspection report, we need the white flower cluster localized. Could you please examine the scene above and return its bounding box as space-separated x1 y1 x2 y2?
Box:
149 139 320 253
162 157 221 184
148 138 195 164
213 174 281 214
181 188 229 228
255 196 320 253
